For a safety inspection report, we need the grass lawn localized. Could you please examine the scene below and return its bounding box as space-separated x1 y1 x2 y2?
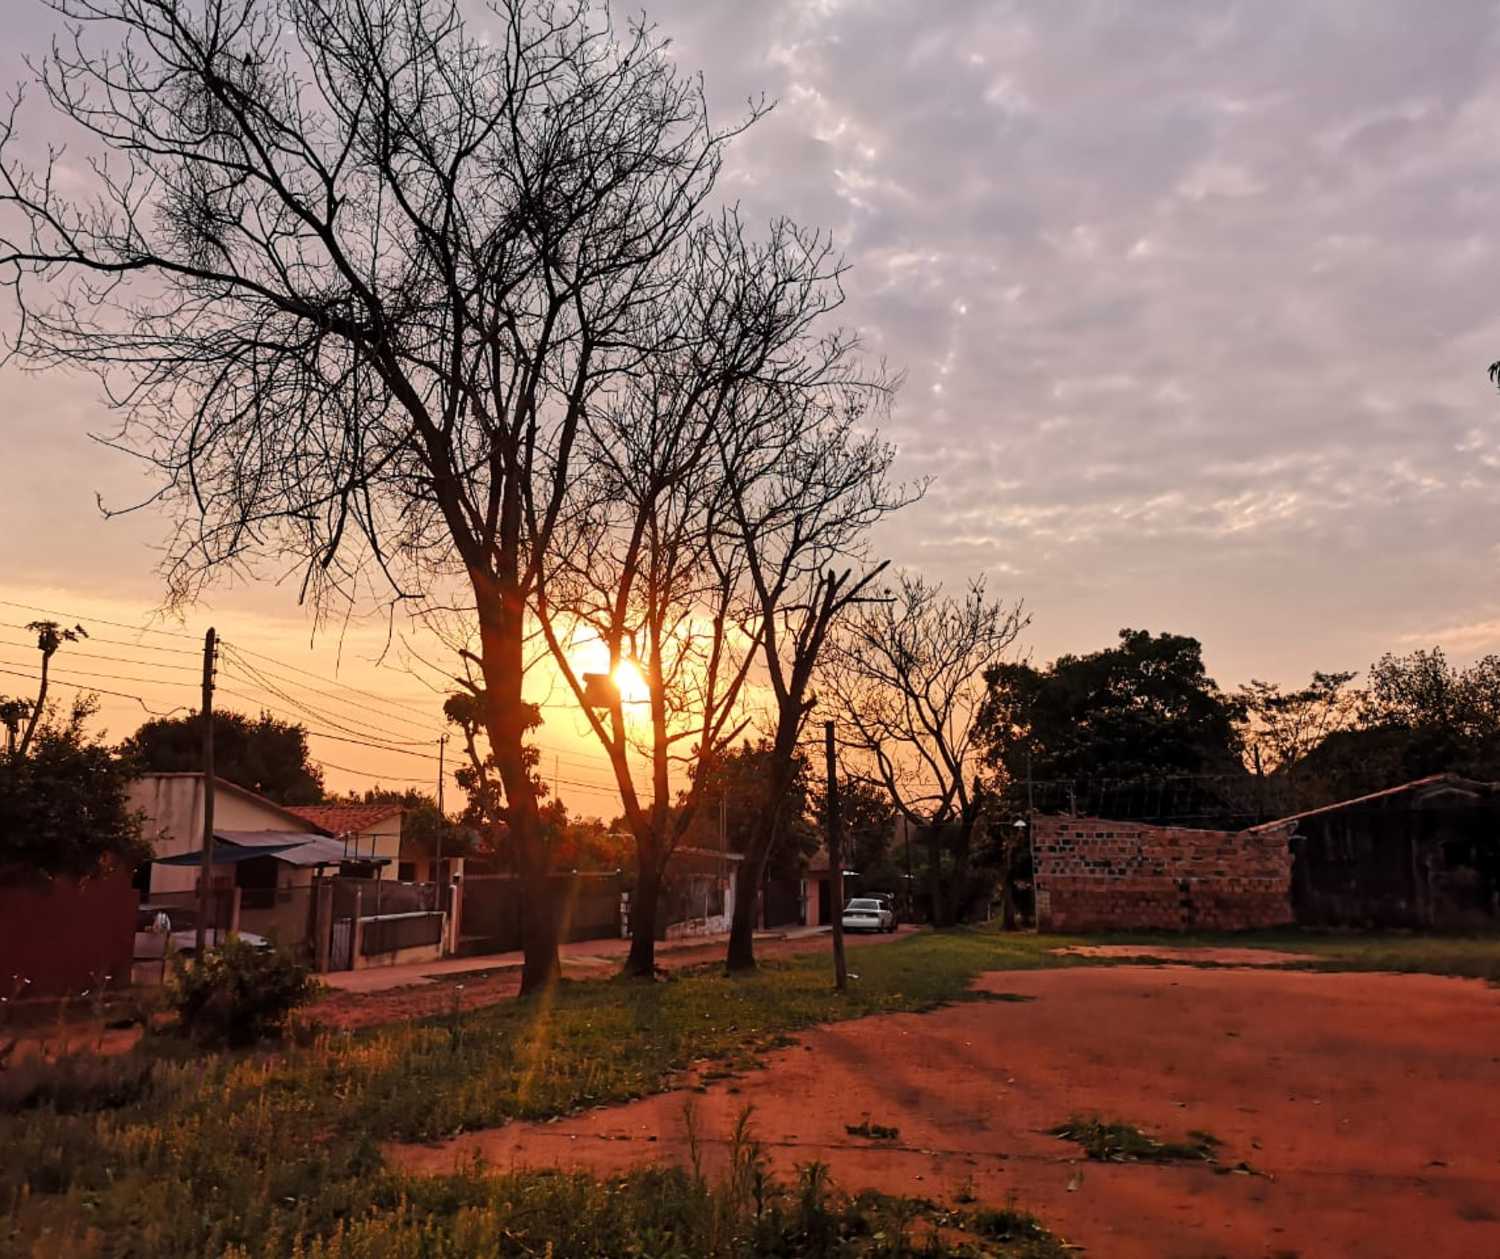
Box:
4 926 1499 1257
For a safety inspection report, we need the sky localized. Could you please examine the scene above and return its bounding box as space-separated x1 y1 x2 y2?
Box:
4 0 1500 802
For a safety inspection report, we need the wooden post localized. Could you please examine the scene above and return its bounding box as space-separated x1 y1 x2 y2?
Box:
825 720 847 992
196 627 217 959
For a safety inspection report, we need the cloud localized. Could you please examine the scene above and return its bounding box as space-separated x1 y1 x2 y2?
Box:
4 0 1500 687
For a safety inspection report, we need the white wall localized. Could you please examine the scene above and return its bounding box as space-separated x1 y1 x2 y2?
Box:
127 774 321 895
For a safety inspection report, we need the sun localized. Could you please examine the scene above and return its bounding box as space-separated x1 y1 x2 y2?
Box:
613 658 651 705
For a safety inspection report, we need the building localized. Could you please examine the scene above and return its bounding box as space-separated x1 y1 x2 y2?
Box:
1271 773 1500 929
128 772 333 898
284 803 465 885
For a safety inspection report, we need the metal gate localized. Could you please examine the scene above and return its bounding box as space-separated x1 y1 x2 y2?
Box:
329 917 353 971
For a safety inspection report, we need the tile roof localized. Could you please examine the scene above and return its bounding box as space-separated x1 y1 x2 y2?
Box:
284 803 403 836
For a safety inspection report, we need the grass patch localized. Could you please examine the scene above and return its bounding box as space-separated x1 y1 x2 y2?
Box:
0 928 1063 1256
845 1116 901 1140
1051 1115 1221 1163
4 924 1494 1256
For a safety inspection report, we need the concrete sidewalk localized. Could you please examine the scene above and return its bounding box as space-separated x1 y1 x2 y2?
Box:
321 928 804 993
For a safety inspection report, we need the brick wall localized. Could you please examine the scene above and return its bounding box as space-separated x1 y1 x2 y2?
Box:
1032 816 1293 932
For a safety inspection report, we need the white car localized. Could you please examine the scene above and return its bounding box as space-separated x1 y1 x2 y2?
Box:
841 897 896 933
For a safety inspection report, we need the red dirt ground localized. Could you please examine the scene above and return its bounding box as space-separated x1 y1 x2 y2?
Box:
1052 944 1318 966
390 964 1500 1259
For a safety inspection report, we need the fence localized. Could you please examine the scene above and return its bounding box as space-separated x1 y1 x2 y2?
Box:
360 911 444 957
0 870 138 997
459 872 622 955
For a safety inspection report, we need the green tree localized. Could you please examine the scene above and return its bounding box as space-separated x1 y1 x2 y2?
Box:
687 741 818 876
1294 648 1500 799
982 629 1247 814
0 698 149 880
121 710 324 805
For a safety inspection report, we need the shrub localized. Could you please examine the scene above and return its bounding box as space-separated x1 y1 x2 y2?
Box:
168 938 319 1047
0 1048 156 1114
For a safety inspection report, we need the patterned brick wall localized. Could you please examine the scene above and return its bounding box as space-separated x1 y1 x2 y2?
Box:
1031 816 1293 932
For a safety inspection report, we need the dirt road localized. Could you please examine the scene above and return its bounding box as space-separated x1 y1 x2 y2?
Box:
391 964 1500 1259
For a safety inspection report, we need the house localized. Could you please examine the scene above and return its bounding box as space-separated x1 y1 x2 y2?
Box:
1267 773 1500 929
128 772 334 899
284 803 464 885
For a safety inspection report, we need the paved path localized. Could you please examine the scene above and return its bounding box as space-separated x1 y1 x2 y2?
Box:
322 926 830 993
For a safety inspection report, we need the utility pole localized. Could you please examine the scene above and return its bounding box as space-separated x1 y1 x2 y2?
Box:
435 734 448 896
196 627 218 958
824 720 847 992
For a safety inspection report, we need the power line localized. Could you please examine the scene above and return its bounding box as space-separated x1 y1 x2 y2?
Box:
0 599 197 640
0 666 187 716
0 640 202 675
219 648 436 748
0 657 200 692
216 646 447 738
214 685 445 761
0 622 200 657
229 640 448 719
314 757 436 784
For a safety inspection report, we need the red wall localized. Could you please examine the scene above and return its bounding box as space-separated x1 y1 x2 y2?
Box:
1032 816 1293 932
0 870 138 997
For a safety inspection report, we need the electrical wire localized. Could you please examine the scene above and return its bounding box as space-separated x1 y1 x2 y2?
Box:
229 640 447 718
213 685 444 760
0 666 187 716
219 648 437 748
215 648 448 738
0 657 200 691
0 599 198 640
0 640 202 675
0 621 200 657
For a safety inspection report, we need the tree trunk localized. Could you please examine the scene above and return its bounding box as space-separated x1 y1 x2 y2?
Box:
725 855 763 972
723 740 797 973
1000 836 1018 931
475 568 560 998
519 865 562 994
624 843 663 976
927 826 946 927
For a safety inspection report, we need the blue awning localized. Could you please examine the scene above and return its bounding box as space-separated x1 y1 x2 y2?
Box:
154 831 389 868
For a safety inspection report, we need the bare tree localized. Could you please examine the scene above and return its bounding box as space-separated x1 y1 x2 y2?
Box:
533 215 856 976
824 576 1028 927
0 0 761 993
716 382 914 972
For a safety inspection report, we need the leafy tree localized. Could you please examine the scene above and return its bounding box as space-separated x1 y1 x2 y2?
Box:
982 630 1247 809
121 710 324 805
686 741 818 874
0 698 149 881
1294 648 1500 798
813 776 898 892
1240 671 1359 777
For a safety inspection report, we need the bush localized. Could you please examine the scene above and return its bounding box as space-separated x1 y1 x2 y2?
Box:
0 1048 156 1114
168 938 319 1047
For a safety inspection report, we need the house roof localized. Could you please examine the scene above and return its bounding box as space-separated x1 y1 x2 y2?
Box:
134 772 332 835
1249 772 1496 832
284 804 403 836
155 830 391 868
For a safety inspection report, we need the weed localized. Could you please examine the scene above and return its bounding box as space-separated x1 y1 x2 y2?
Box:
1051 1115 1221 1163
0 1047 156 1114
846 1115 901 1140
